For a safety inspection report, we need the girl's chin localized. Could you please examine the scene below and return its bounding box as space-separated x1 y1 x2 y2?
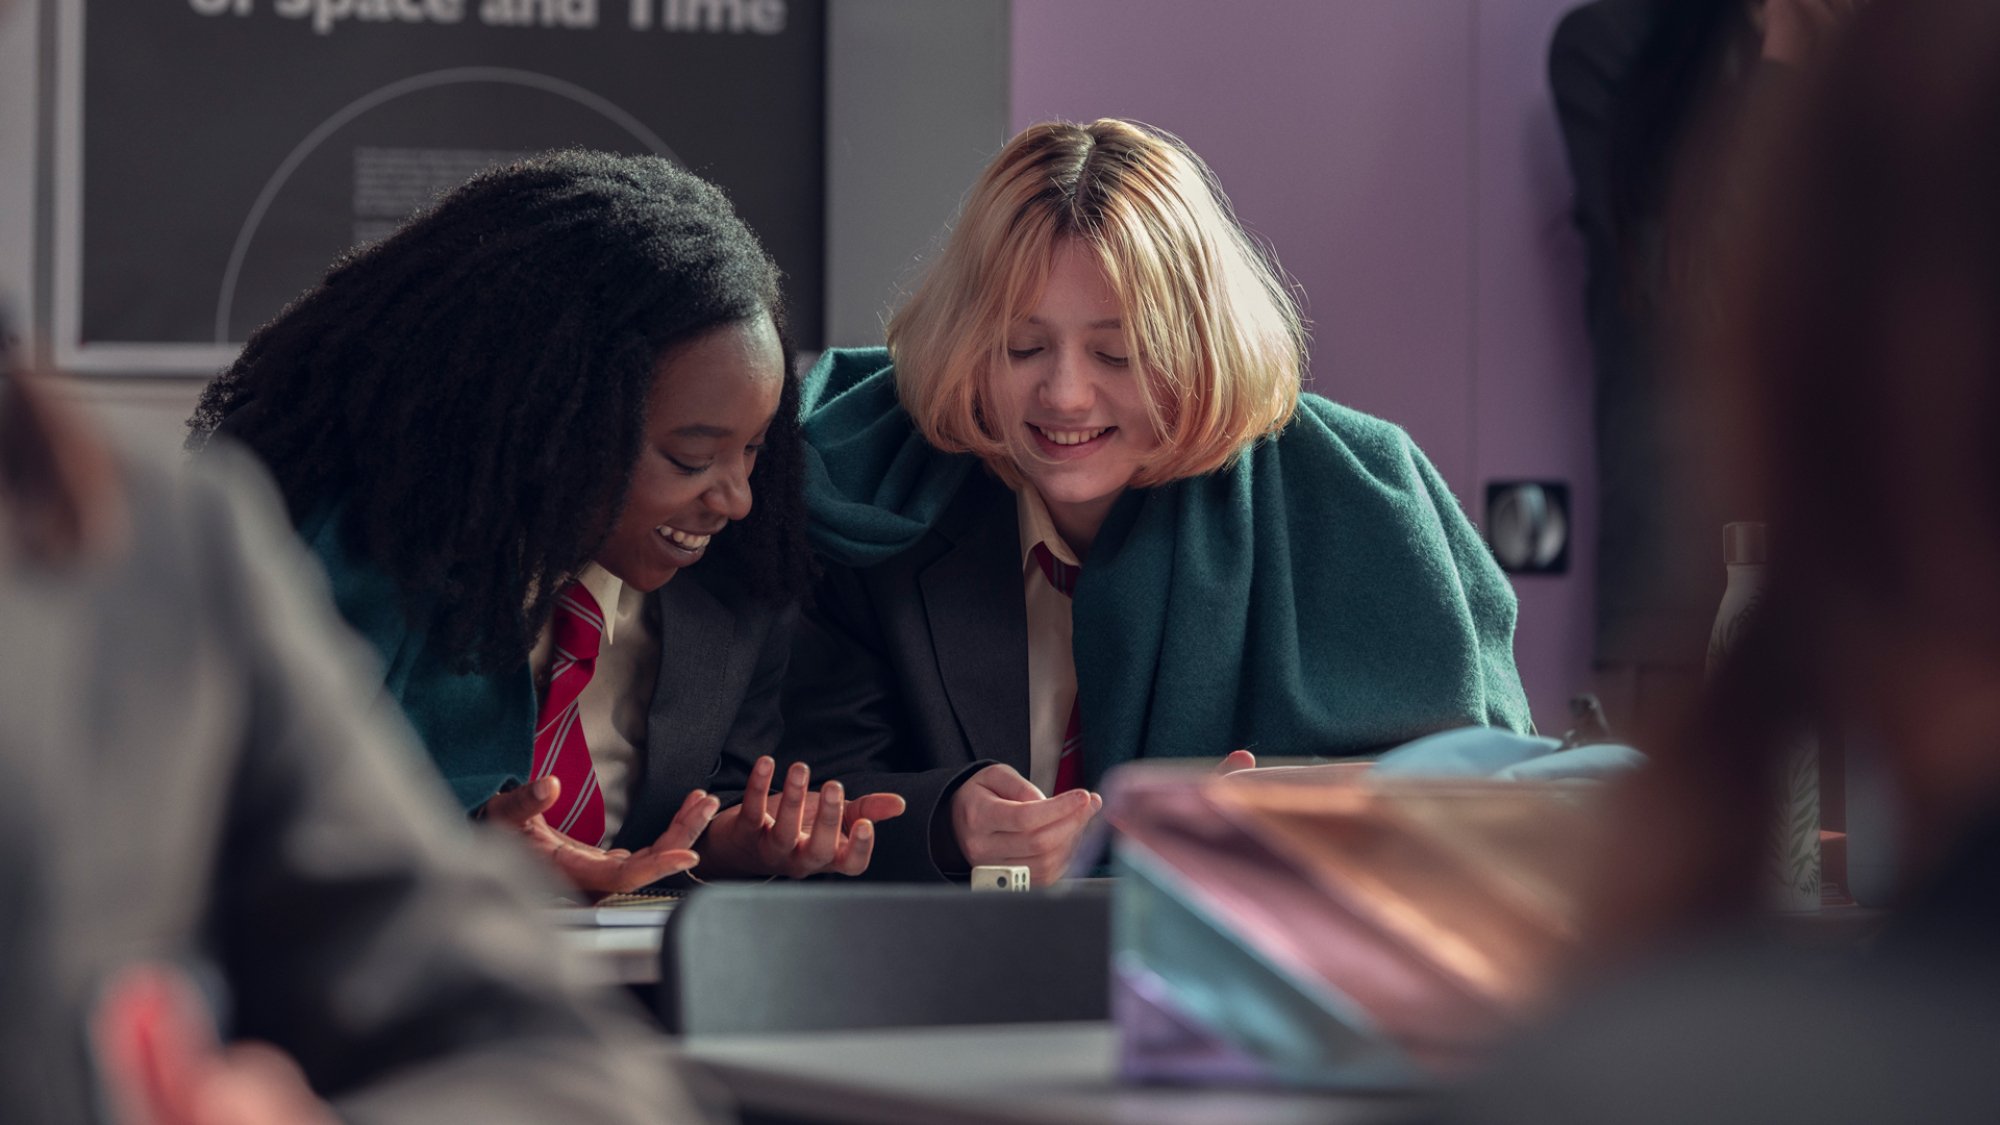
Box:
1019 472 1132 511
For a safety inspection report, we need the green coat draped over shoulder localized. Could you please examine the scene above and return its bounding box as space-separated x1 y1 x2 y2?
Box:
294 506 538 813
800 348 1533 779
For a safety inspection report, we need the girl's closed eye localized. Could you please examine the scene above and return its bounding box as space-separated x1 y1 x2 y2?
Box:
1097 352 1129 368
1007 346 1044 360
664 451 711 475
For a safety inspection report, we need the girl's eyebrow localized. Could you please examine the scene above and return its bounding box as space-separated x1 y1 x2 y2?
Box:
670 423 733 439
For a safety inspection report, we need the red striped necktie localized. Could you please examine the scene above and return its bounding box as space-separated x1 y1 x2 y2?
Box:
1030 543 1084 794
531 581 607 845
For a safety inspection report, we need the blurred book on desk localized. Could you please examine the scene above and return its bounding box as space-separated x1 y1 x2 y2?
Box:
1106 761 1613 1090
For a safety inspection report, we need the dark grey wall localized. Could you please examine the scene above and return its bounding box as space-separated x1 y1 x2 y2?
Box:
825 0 1009 346
0 2 35 344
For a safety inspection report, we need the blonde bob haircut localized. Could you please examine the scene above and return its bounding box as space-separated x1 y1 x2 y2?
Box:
887 119 1306 489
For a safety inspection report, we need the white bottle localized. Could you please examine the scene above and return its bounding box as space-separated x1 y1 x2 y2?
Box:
1707 522 1820 912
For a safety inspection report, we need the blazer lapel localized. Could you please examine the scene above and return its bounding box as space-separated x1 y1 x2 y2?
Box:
919 479 1031 776
613 576 738 851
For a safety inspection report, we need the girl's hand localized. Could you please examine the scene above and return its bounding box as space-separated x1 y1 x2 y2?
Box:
698 756 907 879
483 778 718 896
950 764 1101 887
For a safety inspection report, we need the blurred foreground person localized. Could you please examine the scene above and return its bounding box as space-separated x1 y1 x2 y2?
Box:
1456 1 2000 1121
0 353 707 1121
1550 0 1866 731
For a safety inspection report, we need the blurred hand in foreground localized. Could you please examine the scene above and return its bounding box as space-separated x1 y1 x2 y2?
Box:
94 965 336 1125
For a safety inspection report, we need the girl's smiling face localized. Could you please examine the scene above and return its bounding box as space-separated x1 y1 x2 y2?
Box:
594 313 784 591
993 239 1161 550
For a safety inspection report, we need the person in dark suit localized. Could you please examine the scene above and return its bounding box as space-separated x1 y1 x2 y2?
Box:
782 121 1532 883
0 343 707 1122
187 152 901 894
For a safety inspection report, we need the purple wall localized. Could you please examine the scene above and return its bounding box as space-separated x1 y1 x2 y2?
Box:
1471 0 1598 735
1012 0 1594 731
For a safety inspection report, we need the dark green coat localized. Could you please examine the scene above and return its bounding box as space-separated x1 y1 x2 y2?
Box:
781 348 1532 878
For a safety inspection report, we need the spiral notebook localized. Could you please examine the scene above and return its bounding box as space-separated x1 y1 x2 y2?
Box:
546 890 685 928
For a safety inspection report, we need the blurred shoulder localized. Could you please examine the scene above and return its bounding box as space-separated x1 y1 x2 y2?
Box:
102 439 293 592
1551 0 1655 64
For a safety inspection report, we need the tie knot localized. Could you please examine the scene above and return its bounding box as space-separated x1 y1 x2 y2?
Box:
1031 542 1080 598
549 581 606 663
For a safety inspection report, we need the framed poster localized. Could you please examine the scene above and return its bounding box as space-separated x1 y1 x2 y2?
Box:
53 0 824 373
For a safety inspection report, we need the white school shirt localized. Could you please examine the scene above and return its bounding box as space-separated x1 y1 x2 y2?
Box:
1016 487 1082 796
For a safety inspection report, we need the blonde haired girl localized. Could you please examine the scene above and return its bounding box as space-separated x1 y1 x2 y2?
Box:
786 120 1530 883
893 118 1303 492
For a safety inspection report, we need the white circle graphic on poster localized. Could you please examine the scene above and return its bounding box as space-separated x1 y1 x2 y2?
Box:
215 67 679 342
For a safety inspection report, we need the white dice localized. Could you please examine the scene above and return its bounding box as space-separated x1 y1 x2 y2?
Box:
970 865 1031 892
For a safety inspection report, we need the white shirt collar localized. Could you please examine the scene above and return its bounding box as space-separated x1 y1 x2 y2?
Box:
1015 486 1082 572
571 561 628 647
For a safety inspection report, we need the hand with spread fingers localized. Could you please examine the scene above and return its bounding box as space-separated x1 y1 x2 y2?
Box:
481 777 718 896
950 763 1102 888
698 756 908 878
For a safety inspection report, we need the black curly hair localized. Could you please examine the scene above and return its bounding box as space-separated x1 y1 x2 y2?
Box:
188 150 812 673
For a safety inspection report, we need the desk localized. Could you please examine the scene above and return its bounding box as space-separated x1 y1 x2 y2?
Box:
562 922 663 986
674 1022 1416 1125
556 894 1882 1006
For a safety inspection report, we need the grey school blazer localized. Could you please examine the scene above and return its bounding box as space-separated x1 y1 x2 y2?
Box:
0 447 709 1123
